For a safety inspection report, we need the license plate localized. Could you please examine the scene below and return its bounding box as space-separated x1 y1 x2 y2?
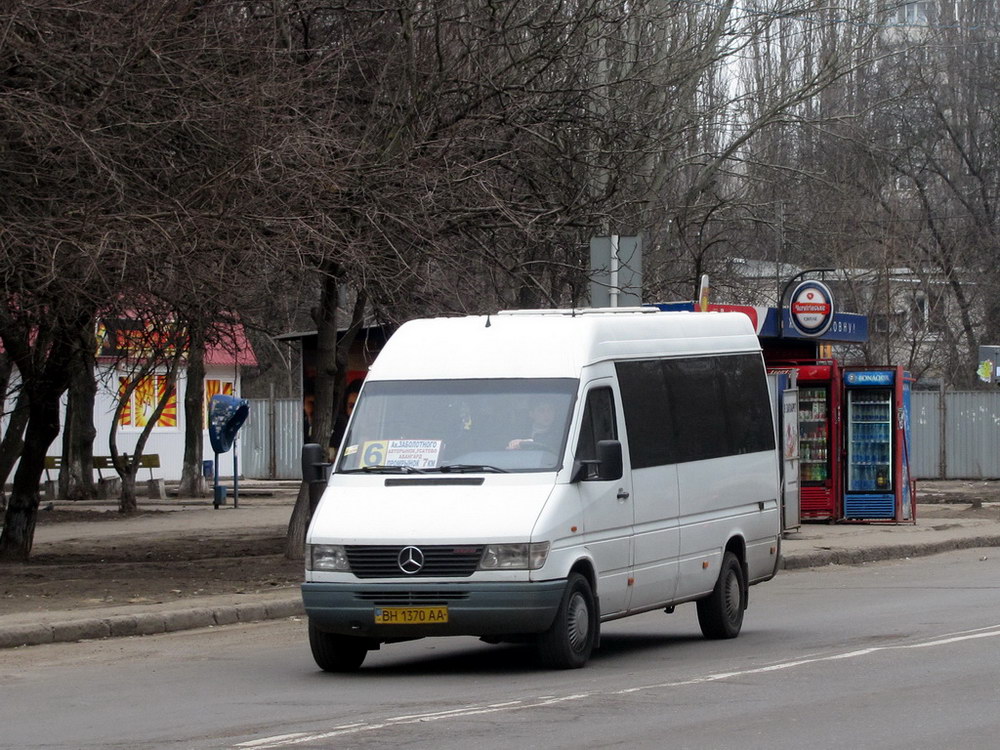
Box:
374 606 449 625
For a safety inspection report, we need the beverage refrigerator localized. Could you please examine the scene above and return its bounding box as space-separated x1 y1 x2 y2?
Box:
768 371 801 532
778 361 842 521
841 366 915 522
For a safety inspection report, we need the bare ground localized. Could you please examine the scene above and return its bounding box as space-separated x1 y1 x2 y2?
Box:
0 509 303 617
2 481 999 618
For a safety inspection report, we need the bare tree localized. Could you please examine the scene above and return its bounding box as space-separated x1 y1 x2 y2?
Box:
57 322 99 501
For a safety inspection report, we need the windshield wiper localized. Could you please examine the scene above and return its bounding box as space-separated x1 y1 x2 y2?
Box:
341 465 428 474
432 464 508 474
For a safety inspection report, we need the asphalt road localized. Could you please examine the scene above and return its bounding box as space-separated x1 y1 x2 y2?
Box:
2 549 999 750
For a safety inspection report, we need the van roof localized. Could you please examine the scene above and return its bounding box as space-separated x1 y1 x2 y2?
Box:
367 309 761 381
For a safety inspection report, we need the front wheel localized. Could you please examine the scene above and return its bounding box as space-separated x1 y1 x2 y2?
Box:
308 620 369 672
696 551 745 640
536 573 597 669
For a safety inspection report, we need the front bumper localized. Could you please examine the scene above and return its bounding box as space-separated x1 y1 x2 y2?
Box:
302 580 567 639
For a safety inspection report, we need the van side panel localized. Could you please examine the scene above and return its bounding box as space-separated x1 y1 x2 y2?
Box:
628 465 680 609
574 481 633 616
674 452 780 599
614 350 780 608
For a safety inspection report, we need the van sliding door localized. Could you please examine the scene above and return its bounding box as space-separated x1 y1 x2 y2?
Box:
614 361 680 610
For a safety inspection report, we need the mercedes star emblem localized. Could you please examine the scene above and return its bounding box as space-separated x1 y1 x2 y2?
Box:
397 546 425 575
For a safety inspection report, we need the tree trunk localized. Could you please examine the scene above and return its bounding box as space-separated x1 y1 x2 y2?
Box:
0 353 10 414
309 267 340 448
285 285 366 558
289 281 333 547
58 327 98 501
0 388 29 496
334 290 367 410
178 322 207 498
119 470 139 513
284 480 310 560
0 396 62 561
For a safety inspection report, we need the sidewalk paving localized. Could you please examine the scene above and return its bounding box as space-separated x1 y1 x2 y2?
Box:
2 480 999 650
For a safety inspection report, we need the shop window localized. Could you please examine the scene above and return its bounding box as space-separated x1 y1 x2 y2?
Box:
204 379 235 427
118 374 177 429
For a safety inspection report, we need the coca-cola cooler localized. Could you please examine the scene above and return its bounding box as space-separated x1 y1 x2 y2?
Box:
770 360 842 521
841 366 915 522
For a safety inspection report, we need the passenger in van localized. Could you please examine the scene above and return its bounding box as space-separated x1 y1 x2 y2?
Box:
329 380 362 460
507 399 559 451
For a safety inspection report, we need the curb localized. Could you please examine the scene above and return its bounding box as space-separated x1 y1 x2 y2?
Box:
0 598 304 650
4 534 1000 651
779 534 1000 570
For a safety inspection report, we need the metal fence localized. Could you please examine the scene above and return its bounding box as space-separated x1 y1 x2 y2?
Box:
238 391 999 481
241 397 303 480
911 390 1000 479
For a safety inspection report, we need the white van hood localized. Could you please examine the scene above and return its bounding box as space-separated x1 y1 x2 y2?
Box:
308 474 556 545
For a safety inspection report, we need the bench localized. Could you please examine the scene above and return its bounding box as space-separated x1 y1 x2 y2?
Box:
43 454 165 500
90 456 123 499
42 456 63 500
127 454 165 500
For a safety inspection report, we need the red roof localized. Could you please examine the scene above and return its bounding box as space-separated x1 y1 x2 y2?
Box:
205 322 258 367
91 318 258 368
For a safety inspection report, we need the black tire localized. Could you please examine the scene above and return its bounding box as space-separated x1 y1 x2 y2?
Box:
696 551 745 640
308 620 368 672
536 572 597 669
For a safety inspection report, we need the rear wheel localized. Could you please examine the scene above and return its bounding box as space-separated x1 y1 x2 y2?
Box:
536 572 597 669
696 551 745 640
308 620 369 672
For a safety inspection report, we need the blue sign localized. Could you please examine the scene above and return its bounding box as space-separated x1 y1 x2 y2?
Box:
844 370 894 387
652 302 869 343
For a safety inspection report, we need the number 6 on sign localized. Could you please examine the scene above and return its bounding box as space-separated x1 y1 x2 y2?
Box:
361 441 387 467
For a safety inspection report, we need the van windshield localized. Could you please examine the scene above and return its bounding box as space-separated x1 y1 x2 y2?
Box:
336 378 578 473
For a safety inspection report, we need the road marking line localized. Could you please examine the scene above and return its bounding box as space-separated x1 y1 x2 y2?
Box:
236 734 310 747
237 626 1000 749
387 700 523 722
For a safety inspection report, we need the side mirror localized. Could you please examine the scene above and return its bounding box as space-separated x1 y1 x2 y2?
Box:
302 443 331 516
301 443 329 483
596 440 623 481
572 439 623 482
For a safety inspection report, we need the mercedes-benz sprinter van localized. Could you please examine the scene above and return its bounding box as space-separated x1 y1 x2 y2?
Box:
302 308 782 670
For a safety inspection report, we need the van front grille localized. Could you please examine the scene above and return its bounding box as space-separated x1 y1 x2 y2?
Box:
354 591 471 605
345 545 484 578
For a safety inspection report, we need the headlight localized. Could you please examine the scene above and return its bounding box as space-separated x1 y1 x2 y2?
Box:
479 542 550 570
307 544 350 571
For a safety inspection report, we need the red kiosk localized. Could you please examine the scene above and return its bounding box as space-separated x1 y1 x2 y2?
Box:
784 360 843 521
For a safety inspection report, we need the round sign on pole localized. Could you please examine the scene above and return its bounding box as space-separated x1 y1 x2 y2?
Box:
788 280 835 337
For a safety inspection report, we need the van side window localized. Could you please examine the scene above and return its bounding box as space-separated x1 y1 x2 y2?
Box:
615 361 673 469
722 355 776 455
662 358 728 464
575 387 617 478
616 354 774 467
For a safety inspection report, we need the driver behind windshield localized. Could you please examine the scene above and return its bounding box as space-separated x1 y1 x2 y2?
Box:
507 399 559 451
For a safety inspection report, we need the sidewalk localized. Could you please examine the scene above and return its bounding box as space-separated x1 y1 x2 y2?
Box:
1 480 999 650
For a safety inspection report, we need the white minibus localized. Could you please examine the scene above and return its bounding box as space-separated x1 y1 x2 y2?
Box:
302 308 782 670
